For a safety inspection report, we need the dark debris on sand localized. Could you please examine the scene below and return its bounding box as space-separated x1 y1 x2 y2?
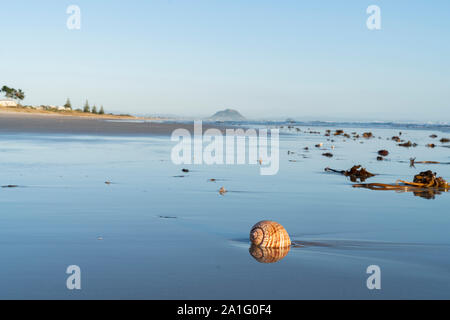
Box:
409 158 445 168
398 141 417 148
325 165 375 182
378 150 389 157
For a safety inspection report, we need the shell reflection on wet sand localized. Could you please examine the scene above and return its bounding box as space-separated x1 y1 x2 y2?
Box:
249 245 291 263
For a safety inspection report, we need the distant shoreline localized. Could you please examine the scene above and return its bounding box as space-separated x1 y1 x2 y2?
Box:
0 105 144 120
0 109 225 136
2 107 449 136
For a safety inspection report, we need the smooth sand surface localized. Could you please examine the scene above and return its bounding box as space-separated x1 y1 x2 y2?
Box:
0 110 220 135
2 125 449 299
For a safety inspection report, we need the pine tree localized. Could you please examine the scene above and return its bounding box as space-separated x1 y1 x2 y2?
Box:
1 86 25 103
1 86 14 99
64 98 72 109
83 100 90 113
99 106 105 115
92 105 98 114
14 89 25 103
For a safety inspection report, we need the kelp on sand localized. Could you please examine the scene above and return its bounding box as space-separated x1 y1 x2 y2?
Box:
409 158 450 168
353 171 449 199
325 165 375 182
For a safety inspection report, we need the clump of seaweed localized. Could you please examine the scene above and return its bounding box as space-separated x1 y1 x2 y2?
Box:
325 165 375 182
353 171 449 199
402 170 449 188
344 165 375 182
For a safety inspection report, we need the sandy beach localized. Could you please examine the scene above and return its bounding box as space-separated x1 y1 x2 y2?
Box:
0 110 220 135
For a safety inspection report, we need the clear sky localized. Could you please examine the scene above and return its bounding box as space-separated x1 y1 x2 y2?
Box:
1 0 449 121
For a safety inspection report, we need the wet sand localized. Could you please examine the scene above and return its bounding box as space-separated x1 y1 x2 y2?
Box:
0 111 219 135
0 120 449 299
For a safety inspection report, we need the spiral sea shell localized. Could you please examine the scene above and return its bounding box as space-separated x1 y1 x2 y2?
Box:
250 221 291 248
249 245 291 263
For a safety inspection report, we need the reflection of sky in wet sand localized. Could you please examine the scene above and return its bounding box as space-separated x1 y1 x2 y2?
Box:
0 125 450 299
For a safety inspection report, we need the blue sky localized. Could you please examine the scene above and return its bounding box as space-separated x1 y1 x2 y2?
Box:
1 0 449 121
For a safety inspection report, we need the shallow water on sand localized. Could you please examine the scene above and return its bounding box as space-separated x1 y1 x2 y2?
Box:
0 126 449 299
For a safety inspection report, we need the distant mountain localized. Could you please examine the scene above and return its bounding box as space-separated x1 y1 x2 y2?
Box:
208 109 246 121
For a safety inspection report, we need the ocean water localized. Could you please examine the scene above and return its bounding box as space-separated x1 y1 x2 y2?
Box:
0 124 449 299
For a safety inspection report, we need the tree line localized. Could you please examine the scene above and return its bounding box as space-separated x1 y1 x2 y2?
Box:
1 85 106 115
65 98 105 114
